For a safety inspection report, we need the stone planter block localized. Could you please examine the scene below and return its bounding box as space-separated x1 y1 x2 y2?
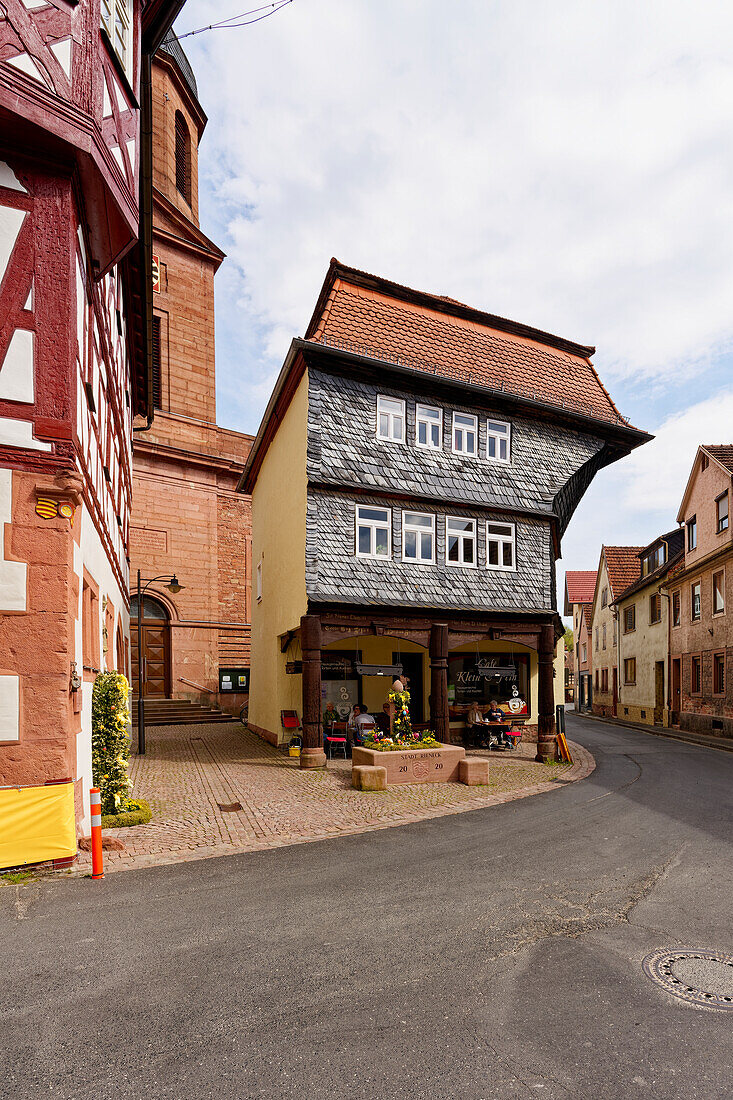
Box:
352 765 387 791
458 757 490 785
352 743 465 785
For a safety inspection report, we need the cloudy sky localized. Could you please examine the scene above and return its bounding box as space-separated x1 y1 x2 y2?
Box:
173 0 733 616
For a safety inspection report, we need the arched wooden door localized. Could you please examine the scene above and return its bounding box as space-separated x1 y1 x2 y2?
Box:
130 596 171 698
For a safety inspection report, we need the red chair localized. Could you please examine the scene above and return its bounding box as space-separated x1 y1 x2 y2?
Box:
281 710 301 746
324 721 348 759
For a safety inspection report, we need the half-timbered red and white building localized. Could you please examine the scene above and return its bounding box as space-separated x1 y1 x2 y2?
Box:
0 0 184 835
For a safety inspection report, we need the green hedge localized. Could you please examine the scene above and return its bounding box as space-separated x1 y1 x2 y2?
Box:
101 799 152 829
92 671 131 815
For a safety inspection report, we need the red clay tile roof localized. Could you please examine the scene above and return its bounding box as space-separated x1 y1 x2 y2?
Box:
580 602 593 627
305 260 629 427
565 571 597 605
704 445 733 474
604 546 644 600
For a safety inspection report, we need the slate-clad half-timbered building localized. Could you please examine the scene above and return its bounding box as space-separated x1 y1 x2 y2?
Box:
0 0 184 834
241 260 650 764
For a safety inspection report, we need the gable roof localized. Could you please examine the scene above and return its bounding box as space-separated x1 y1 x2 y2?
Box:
564 570 597 613
603 546 644 600
704 445 733 474
579 601 593 630
613 530 685 603
305 260 632 428
676 444 733 522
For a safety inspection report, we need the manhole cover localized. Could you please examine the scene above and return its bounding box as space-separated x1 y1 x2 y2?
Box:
642 949 733 1011
217 802 242 813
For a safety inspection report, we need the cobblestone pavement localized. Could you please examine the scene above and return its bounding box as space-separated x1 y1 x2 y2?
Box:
75 723 595 874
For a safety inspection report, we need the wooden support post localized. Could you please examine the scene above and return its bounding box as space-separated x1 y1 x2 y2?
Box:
300 614 326 768
536 623 557 762
429 622 450 745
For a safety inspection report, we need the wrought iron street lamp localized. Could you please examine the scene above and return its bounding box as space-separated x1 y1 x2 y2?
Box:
135 571 184 755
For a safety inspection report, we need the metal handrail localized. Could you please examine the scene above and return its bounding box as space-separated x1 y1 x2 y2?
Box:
178 677 215 694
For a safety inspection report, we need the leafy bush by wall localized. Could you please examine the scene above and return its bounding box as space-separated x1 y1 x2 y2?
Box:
92 671 132 816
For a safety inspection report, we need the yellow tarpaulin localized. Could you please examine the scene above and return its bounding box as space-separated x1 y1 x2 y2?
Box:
0 783 76 868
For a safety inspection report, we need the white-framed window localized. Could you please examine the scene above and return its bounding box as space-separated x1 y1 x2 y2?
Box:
402 511 435 563
415 404 442 449
486 522 516 570
256 560 262 602
452 412 477 456
356 505 391 558
486 419 511 463
376 395 406 444
446 516 476 566
101 0 132 75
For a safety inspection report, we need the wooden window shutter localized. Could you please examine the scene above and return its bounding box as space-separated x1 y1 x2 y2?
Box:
175 111 191 204
151 314 162 410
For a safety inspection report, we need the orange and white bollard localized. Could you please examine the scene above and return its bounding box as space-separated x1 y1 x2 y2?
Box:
90 787 104 880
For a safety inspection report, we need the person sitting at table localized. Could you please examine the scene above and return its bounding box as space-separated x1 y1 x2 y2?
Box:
465 702 490 748
486 699 512 747
349 705 376 745
375 702 391 735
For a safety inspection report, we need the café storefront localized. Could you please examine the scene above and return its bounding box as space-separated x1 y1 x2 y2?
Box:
317 645 532 733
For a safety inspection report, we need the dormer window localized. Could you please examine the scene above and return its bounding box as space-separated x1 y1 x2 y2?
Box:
376 395 405 443
101 0 132 75
486 419 511 463
452 413 477 456
175 112 192 204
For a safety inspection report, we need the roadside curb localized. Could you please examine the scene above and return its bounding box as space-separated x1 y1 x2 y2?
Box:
69 739 596 878
575 712 733 754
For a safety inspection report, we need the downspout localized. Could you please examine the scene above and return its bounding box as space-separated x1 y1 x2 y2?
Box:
134 48 154 433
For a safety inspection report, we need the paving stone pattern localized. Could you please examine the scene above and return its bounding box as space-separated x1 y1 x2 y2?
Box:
75 722 595 875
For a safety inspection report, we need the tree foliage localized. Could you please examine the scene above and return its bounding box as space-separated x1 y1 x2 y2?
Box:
92 671 132 815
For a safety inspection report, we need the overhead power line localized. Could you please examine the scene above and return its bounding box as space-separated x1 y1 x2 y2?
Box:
177 1 294 41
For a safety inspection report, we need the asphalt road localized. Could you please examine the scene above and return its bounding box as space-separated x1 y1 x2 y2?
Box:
1 714 732 1099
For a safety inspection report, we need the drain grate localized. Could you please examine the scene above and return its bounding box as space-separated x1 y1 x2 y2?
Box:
217 802 243 813
642 949 733 1011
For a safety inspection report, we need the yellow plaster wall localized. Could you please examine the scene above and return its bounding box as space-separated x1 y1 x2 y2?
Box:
323 637 429 717
617 584 669 725
248 373 309 740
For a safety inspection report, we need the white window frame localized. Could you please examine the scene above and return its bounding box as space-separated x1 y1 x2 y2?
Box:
486 521 516 571
401 511 435 564
445 516 477 567
486 419 511 464
451 412 478 457
101 0 132 76
713 569 725 615
415 404 442 450
355 504 392 559
376 395 406 445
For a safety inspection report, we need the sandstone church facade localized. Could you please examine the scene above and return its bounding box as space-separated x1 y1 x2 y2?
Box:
129 34 253 720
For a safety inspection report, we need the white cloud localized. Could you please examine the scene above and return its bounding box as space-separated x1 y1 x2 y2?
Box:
180 0 733 418
558 388 733 614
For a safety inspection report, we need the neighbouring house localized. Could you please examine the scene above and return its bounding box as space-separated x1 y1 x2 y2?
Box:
590 546 643 718
564 637 575 703
664 445 733 739
240 260 650 764
564 570 596 707
129 33 253 726
576 602 593 711
0 0 185 834
613 529 684 727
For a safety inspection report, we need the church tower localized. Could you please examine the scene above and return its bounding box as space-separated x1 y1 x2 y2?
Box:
130 33 253 720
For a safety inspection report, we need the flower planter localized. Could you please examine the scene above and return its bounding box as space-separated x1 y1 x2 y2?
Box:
351 743 465 785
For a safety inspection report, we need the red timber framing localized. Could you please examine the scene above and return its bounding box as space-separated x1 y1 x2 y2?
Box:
295 605 562 765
